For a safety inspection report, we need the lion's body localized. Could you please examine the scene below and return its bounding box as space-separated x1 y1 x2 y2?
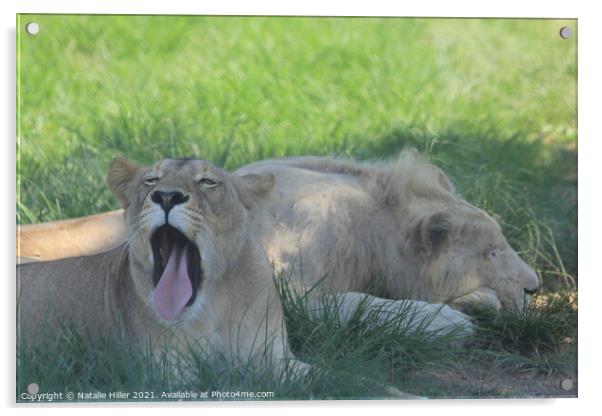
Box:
18 241 288 363
236 153 540 310
238 161 403 295
18 247 125 343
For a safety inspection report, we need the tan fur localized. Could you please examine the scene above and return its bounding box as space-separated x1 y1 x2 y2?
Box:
17 210 125 263
17 151 539 311
18 158 302 373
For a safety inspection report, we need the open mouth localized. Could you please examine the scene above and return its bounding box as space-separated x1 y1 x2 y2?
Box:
150 224 202 321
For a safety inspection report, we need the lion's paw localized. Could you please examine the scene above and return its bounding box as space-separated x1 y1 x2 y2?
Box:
394 300 475 340
428 304 475 337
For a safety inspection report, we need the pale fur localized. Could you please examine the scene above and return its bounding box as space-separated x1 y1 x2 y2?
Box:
17 151 538 313
238 150 540 311
18 158 305 374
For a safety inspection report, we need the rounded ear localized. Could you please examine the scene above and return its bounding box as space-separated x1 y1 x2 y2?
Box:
413 211 452 256
235 173 274 209
106 157 140 207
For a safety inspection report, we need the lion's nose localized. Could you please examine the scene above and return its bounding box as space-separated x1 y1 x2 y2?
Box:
524 286 539 295
151 190 189 214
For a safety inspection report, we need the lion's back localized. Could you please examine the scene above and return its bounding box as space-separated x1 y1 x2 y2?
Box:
237 161 396 292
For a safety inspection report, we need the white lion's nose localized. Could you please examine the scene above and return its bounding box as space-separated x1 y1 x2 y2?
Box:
520 262 540 294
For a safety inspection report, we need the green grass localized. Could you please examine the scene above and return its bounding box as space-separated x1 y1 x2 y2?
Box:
16 15 577 400
18 283 466 402
18 285 577 401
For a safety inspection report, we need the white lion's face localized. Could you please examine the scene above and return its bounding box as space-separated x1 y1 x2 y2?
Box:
411 210 540 312
445 239 540 311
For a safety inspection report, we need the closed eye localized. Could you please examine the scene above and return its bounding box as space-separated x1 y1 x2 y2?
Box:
144 177 159 186
199 178 218 187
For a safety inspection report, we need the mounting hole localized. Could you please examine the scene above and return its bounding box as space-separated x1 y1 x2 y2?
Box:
25 22 39 36
560 378 574 391
559 26 572 39
27 383 39 394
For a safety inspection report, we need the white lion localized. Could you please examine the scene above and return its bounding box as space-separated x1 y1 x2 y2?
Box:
237 151 540 312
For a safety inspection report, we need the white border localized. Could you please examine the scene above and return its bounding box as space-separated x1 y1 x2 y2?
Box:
3 0 601 415
5 0 585 17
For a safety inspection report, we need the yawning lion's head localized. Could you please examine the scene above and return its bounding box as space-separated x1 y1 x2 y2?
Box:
107 157 273 323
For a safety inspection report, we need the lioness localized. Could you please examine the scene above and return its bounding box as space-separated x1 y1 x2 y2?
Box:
18 157 303 373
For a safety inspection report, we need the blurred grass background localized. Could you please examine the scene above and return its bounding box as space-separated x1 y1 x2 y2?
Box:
16 15 577 398
17 15 577 284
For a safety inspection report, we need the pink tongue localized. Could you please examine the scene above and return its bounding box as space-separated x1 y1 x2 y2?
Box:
153 245 193 321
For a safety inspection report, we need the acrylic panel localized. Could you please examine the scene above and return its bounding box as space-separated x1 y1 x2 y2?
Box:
16 15 577 402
